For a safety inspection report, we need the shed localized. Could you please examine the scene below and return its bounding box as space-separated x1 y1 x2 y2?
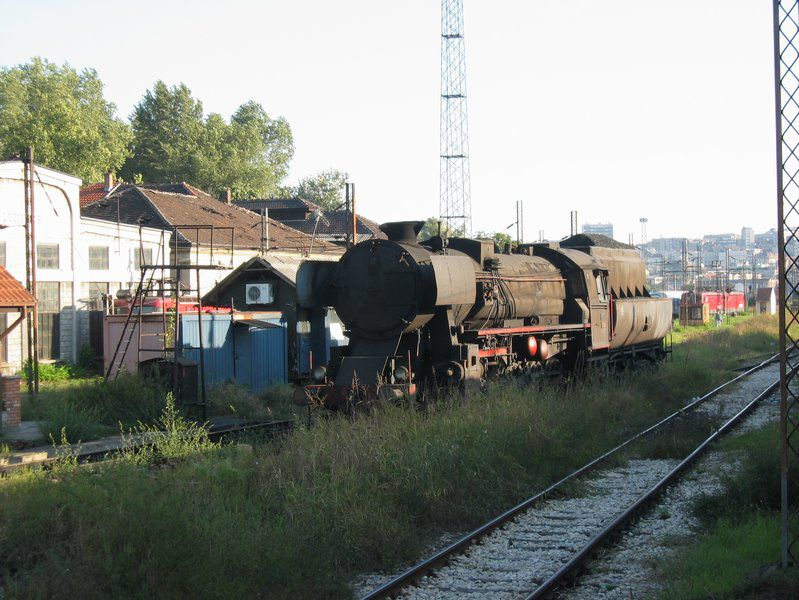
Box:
180 312 288 392
103 311 288 392
202 255 345 380
0 266 35 428
756 287 777 315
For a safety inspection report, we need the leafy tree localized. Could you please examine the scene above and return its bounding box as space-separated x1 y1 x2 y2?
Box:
294 169 349 211
476 230 514 249
122 81 205 185
123 83 294 198
418 217 449 240
0 58 132 181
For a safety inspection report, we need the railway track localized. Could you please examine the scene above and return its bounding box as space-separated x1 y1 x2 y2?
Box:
361 355 782 599
0 418 295 475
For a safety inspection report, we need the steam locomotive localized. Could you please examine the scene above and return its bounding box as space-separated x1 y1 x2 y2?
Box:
296 221 671 408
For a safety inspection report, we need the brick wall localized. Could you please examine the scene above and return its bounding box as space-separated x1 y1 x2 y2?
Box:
1 375 22 428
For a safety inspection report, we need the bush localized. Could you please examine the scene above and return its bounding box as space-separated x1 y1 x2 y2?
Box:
23 360 82 382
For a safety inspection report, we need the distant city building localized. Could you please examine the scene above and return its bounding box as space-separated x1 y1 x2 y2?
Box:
582 222 614 239
741 227 755 248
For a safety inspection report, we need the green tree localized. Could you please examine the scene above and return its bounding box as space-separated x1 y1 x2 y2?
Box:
123 83 294 198
418 217 449 240
475 230 514 248
0 58 132 181
122 81 205 185
294 169 349 211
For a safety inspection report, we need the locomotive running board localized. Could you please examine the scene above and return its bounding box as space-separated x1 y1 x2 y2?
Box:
476 323 591 337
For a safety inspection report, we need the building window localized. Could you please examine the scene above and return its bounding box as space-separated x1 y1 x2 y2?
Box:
36 281 61 360
37 244 59 269
133 247 154 270
82 282 109 311
89 246 109 270
36 281 60 313
0 241 6 268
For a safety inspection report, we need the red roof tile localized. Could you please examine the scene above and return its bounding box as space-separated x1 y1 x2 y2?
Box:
80 183 107 207
0 267 35 308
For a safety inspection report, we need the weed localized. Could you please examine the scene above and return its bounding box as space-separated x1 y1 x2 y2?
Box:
121 393 215 465
207 382 268 420
26 374 168 444
38 399 106 444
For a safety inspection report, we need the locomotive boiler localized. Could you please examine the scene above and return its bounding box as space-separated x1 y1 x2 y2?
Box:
296 221 671 408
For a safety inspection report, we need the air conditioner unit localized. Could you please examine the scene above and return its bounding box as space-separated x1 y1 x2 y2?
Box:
245 283 274 305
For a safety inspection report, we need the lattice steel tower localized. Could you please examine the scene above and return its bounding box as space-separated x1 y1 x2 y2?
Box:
439 0 471 237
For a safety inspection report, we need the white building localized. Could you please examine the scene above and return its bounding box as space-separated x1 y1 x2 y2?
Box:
0 161 168 372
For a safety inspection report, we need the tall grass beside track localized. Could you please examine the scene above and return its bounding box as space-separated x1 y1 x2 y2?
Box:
0 315 780 598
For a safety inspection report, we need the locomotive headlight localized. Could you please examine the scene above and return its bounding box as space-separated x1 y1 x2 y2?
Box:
311 365 327 382
393 366 409 383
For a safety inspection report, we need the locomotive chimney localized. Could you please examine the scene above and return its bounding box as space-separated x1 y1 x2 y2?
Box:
380 221 424 244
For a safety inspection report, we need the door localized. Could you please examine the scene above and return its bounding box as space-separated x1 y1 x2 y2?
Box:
590 270 610 349
249 325 287 392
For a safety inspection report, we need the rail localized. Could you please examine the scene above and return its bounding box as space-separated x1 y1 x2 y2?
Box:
0 419 296 475
362 353 781 599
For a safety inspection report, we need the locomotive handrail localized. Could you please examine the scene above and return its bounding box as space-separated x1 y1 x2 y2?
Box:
476 323 590 336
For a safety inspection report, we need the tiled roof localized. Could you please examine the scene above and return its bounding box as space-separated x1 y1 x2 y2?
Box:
0 267 35 308
79 183 108 207
81 183 339 253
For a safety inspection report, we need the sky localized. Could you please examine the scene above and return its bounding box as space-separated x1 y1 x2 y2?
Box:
0 0 779 242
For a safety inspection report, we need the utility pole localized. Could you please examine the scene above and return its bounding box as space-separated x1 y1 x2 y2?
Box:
23 147 39 395
639 217 648 246
570 210 578 236
725 248 730 292
681 239 688 290
515 200 524 244
439 0 471 237
344 183 356 247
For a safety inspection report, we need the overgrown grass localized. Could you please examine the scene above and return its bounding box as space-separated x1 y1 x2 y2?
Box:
0 314 781 598
207 382 302 422
660 423 799 598
23 374 168 443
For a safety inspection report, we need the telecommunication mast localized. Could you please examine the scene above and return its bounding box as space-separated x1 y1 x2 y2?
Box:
439 0 471 237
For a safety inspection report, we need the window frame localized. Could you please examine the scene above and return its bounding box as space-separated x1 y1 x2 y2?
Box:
36 243 60 270
133 247 154 271
88 245 109 270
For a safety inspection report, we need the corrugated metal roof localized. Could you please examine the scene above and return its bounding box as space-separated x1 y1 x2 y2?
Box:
233 197 321 212
0 267 35 308
277 211 387 241
201 253 339 306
